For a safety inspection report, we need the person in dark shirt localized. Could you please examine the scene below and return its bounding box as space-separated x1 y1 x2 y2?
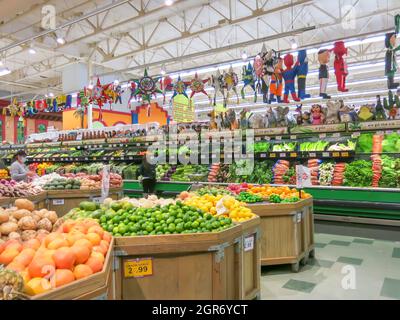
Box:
137 156 156 197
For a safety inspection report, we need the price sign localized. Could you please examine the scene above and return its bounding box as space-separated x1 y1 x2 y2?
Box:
265 137 271 141
322 152 329 157
136 143 140 147
290 152 297 158
52 199 64 205
255 137 261 141
124 258 153 278
341 152 349 157
275 136 282 141
244 235 255 252
270 153 276 158
351 132 361 138
309 152 316 158
129 156 133 160
332 133 341 138
290 135 297 140
260 153 267 158
279 153 286 158
319 133 327 138
332 152 340 157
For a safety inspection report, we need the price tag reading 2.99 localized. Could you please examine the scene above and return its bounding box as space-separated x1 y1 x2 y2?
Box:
124 258 153 278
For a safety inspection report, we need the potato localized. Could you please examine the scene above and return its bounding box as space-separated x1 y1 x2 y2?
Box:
12 209 31 220
0 221 18 235
37 218 52 232
18 216 37 231
0 211 9 224
42 211 58 224
8 231 21 240
21 230 37 241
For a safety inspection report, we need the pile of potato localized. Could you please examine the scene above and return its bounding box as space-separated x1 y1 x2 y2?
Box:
0 199 62 242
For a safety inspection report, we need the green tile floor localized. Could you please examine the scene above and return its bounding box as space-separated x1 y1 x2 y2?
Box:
261 233 400 300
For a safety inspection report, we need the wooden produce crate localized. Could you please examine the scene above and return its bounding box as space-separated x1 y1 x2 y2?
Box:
30 239 114 300
113 225 243 300
247 198 314 272
0 197 11 207
236 216 261 300
47 188 123 217
27 192 48 209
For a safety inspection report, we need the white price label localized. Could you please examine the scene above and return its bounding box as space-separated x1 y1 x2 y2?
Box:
53 199 64 205
260 154 267 158
290 135 297 140
280 153 286 158
256 137 261 141
244 235 255 252
322 152 329 157
352 132 361 138
309 152 316 158
296 212 302 223
332 133 341 138
319 133 327 138
276 136 282 141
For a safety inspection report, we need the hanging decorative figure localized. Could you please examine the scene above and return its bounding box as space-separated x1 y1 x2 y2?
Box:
131 69 163 105
318 49 332 99
282 53 300 103
297 49 311 99
241 62 257 102
160 75 174 104
171 76 189 101
223 66 239 105
333 41 349 92
385 32 400 90
269 57 283 104
185 73 210 100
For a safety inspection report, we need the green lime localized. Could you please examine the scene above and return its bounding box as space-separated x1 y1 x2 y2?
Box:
112 226 119 234
168 223 176 232
191 221 199 229
118 225 127 234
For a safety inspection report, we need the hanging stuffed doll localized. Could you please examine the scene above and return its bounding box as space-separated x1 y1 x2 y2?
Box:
269 57 283 104
65 94 72 109
241 62 257 102
333 41 349 92
385 31 400 89
282 53 300 103
297 49 311 99
318 49 332 99
114 83 124 104
128 81 137 107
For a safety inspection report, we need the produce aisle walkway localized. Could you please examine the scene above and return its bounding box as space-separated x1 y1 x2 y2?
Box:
261 233 400 300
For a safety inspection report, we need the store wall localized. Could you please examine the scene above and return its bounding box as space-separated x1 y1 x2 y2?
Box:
132 103 169 126
62 109 132 130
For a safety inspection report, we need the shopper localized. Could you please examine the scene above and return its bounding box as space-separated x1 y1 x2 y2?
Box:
10 150 35 182
137 155 156 197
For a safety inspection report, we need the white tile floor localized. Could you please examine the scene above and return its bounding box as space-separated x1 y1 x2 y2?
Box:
260 233 400 300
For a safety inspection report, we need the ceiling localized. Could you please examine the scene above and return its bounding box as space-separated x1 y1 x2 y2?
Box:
0 0 398 110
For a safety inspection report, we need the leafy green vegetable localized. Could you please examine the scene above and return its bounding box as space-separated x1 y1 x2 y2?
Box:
343 160 373 187
382 133 400 153
379 156 400 188
356 134 373 153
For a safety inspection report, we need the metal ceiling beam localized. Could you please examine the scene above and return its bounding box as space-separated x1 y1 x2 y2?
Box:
0 0 133 54
100 0 313 63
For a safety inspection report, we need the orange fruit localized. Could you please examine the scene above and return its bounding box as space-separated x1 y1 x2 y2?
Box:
73 264 93 280
28 256 55 278
102 232 112 243
87 226 104 238
53 247 76 270
92 245 107 256
47 238 69 250
5 240 23 252
54 269 75 288
44 233 61 247
25 278 51 296
85 233 101 246
70 225 87 234
23 239 41 250
90 251 105 263
85 256 103 273
0 248 20 265
73 238 93 250
13 249 35 267
6 261 26 272
70 245 90 264
62 220 76 233
66 231 85 246
100 240 109 250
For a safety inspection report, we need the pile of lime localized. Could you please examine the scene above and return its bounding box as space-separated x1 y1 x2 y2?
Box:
96 201 233 236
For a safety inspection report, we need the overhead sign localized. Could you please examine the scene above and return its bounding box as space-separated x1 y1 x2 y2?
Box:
172 95 195 123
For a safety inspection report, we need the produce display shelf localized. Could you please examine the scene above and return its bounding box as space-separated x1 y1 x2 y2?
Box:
254 151 355 160
113 225 243 300
247 198 314 272
27 155 143 163
30 239 114 300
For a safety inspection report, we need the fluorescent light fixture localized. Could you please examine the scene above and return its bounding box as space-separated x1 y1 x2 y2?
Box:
49 92 54 97
28 47 36 55
241 51 248 61
0 67 11 76
165 0 173 5
114 79 119 85
56 37 65 45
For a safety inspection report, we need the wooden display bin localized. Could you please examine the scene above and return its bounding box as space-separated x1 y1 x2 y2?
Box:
30 239 114 300
0 197 11 207
247 198 314 272
237 216 261 300
47 188 123 217
113 225 242 300
0 192 47 209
